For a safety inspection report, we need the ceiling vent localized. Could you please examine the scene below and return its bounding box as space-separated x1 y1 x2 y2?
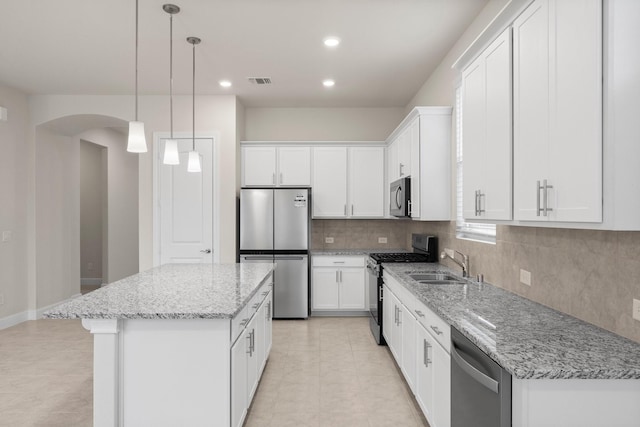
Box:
248 77 272 85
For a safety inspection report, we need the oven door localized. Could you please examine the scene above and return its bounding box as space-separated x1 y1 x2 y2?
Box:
366 259 380 319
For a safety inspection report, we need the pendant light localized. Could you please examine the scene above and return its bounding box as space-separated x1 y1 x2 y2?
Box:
127 0 147 153
162 4 180 165
187 36 202 173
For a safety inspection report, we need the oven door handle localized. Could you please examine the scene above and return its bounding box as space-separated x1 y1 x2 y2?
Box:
451 343 499 394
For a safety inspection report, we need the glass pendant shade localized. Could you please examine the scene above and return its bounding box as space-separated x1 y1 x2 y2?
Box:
187 150 201 172
163 139 180 165
127 121 147 153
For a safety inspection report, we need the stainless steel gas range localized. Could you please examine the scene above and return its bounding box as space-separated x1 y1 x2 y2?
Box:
367 234 438 345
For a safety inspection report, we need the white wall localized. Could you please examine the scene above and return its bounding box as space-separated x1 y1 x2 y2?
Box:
28 94 240 273
35 127 80 308
77 128 138 284
80 140 104 281
0 83 29 322
244 107 405 141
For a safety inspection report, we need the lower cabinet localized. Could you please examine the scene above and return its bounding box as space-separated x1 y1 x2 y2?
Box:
311 256 366 312
383 272 451 427
231 287 272 427
416 322 450 427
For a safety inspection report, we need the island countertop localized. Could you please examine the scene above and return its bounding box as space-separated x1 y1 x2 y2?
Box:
382 263 640 380
43 263 275 320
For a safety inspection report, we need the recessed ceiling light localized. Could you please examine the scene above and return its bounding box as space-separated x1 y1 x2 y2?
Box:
323 79 335 88
323 37 341 48
219 80 232 88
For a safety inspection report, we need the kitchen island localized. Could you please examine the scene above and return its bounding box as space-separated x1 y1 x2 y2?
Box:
45 263 275 427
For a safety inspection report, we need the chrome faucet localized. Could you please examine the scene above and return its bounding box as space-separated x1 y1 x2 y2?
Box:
440 249 469 278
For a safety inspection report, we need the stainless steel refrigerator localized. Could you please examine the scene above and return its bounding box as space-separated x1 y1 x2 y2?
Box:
239 188 310 319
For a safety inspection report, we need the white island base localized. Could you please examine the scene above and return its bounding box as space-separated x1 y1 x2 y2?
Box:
81 285 273 427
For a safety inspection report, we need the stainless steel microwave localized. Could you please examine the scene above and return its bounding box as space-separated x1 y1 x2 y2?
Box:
390 177 411 217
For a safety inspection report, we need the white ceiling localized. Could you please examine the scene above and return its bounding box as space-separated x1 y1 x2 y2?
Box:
0 0 487 108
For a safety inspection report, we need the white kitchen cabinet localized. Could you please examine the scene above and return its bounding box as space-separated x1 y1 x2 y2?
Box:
415 322 435 422
400 303 417 393
513 0 602 223
382 283 394 347
386 107 451 220
241 145 311 187
231 329 248 427
311 256 366 312
462 27 513 221
312 145 385 218
432 337 451 427
312 147 348 217
349 146 385 217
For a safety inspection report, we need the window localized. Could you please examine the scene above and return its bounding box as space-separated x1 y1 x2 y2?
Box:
455 87 496 244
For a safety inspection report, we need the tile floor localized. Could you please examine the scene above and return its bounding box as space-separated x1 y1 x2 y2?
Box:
0 317 428 427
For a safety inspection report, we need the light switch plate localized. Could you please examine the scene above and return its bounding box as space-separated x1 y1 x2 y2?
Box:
0 106 7 122
378 237 387 244
325 237 334 244
520 269 531 286
633 299 640 322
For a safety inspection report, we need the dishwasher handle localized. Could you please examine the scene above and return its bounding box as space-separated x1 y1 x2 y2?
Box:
451 343 499 394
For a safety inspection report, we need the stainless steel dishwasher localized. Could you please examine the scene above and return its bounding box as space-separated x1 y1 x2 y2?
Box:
451 327 511 427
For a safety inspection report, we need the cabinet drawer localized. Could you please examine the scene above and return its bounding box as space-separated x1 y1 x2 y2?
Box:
414 300 450 353
312 255 365 267
231 305 249 344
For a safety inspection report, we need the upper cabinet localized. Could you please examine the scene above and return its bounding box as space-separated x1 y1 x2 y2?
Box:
386 107 452 221
462 28 513 221
242 145 311 187
513 0 602 223
313 145 385 219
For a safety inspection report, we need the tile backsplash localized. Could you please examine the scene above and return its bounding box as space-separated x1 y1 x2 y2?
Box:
312 219 640 344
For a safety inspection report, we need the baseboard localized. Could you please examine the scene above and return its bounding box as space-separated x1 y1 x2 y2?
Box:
30 293 83 320
311 310 369 317
81 278 103 286
0 310 30 330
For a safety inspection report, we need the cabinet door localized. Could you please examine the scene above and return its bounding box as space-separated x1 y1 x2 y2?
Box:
311 268 340 309
409 118 421 218
461 56 486 220
398 130 411 178
231 331 248 427
400 306 417 393
264 292 273 358
391 295 403 363
278 146 311 186
513 0 550 221
387 140 399 183
382 285 394 347
312 147 348 217
483 28 513 221
246 317 259 402
415 323 434 422
338 268 365 310
349 146 385 217
432 341 451 427
256 300 267 375
547 0 602 222
242 146 277 186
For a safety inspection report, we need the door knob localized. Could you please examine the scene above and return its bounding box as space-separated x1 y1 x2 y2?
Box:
200 249 212 253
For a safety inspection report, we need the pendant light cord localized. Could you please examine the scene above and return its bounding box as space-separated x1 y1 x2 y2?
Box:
169 11 173 138
135 0 139 122
192 40 196 151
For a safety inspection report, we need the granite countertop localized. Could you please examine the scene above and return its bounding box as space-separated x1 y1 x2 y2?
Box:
382 263 640 380
44 263 275 320
311 249 408 256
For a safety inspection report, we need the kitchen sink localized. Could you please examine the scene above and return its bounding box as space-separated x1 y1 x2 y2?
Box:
408 273 467 285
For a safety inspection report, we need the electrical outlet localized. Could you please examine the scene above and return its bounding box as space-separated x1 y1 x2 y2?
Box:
633 299 640 322
325 237 334 244
378 237 387 244
0 293 4 306
519 269 531 286
2 231 11 242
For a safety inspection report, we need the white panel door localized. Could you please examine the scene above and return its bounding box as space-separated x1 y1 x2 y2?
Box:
311 268 340 310
312 147 347 217
159 138 213 264
349 146 385 217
